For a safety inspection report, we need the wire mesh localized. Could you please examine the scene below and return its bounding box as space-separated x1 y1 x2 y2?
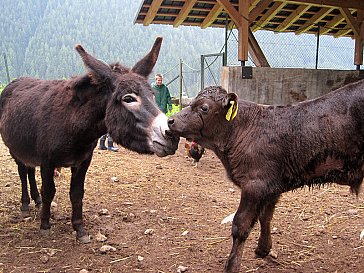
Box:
226 29 356 69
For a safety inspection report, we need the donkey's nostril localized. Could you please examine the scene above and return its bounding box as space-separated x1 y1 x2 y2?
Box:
167 118 174 125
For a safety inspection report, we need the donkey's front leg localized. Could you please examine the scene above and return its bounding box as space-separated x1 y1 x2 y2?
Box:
40 165 56 233
70 156 92 243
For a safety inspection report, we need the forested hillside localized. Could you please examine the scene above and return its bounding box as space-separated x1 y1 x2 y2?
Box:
0 0 224 82
0 0 357 92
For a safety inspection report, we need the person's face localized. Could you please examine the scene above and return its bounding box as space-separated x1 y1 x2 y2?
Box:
156 76 163 86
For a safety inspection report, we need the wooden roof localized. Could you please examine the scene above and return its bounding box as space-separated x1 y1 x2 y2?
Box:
134 0 364 38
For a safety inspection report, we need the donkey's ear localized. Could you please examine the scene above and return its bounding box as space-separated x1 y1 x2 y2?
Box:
131 37 162 77
223 93 238 121
75 44 112 79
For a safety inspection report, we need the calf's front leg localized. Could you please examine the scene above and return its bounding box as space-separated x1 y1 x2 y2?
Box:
70 156 92 243
224 185 262 273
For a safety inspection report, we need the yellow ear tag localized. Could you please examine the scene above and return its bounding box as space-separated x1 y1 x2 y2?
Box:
225 101 238 121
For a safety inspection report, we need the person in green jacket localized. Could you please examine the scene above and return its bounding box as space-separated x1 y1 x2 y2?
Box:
152 73 172 114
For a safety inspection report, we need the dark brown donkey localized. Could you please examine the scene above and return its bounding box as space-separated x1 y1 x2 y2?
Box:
0 37 179 243
167 85 363 273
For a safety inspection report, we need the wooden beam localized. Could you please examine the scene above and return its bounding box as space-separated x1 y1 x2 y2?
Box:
173 0 198 27
238 0 250 61
251 1 286 31
249 0 273 22
248 29 270 67
201 3 224 28
279 0 364 10
334 28 353 37
143 0 164 26
295 7 332 34
320 13 345 35
276 5 311 31
217 0 243 26
339 7 360 36
354 10 364 65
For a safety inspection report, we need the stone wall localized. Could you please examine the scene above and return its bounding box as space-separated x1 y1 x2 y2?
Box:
221 67 363 105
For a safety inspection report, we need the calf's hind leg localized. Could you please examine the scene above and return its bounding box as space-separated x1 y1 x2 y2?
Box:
70 156 92 243
255 195 279 258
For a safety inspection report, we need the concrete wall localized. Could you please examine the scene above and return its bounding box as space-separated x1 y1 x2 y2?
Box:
221 67 363 105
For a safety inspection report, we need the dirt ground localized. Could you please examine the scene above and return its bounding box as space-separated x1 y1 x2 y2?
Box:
0 138 363 273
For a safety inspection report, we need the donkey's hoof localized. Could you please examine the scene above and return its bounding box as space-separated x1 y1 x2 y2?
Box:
21 210 31 218
77 234 91 244
39 228 51 236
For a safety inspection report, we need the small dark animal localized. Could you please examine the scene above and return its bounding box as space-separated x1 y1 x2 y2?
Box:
185 141 204 166
167 85 363 273
0 37 179 242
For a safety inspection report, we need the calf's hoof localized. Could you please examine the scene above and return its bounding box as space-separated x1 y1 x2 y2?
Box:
75 225 91 243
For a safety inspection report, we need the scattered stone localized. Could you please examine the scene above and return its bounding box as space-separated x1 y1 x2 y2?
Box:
360 229 364 240
40 254 49 263
221 212 235 224
95 231 108 242
332 235 338 239
98 208 109 216
177 265 188 273
110 176 119 182
346 209 359 215
271 227 278 234
228 188 235 193
79 269 89 273
181 230 189 236
137 255 144 262
144 228 154 235
149 209 157 214
99 245 116 253
22 217 32 222
121 212 135 222
156 165 163 169
269 250 278 259
5 183 10 187
51 201 57 208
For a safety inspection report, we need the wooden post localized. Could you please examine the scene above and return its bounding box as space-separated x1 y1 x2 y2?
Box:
354 10 364 69
238 0 249 62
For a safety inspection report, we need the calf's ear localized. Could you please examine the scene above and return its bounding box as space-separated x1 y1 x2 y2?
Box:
75 44 112 80
131 37 162 77
223 93 238 121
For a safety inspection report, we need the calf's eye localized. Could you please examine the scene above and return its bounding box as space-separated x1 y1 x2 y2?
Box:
122 95 136 103
201 104 209 113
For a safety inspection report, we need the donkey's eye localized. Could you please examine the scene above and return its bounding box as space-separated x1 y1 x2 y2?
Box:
122 95 136 103
201 104 209 113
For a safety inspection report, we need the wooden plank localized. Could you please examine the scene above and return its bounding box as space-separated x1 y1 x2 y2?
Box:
201 3 224 28
275 4 311 31
320 13 345 35
143 0 164 26
251 1 286 31
339 7 360 36
295 7 332 34
173 0 198 27
279 0 364 10
249 0 273 22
